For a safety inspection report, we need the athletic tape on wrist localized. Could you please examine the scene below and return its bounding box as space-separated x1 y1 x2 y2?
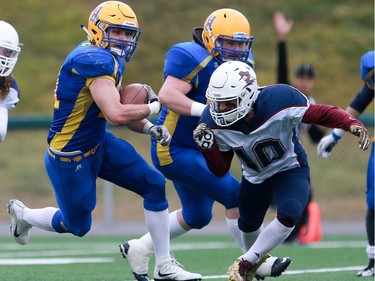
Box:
143 122 154 134
190 101 206 117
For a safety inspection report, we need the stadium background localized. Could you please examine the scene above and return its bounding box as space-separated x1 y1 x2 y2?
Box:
0 0 373 235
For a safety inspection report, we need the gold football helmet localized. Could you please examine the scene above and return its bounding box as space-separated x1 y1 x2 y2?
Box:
86 1 141 61
202 8 253 63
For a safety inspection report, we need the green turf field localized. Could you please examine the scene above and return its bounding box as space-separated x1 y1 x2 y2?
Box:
0 234 369 281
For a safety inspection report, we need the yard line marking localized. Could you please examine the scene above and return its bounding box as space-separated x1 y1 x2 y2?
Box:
0 240 366 251
0 257 114 265
202 266 364 279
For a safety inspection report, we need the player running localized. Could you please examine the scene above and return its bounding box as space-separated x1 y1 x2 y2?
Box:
7 2 201 281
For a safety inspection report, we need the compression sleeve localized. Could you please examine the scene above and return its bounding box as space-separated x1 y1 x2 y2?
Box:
349 84 374 113
302 104 364 131
199 142 234 177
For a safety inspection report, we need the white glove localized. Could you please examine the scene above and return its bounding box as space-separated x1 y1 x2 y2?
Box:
317 133 339 158
143 84 159 103
193 123 215 150
149 125 171 146
350 125 371 151
144 84 161 115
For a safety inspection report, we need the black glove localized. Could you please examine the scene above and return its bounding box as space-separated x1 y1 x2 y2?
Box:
350 125 370 151
193 123 215 150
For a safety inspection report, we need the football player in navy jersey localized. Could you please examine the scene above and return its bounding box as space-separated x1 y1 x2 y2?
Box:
0 21 21 142
318 50 374 277
7 2 201 281
120 8 291 281
194 61 370 281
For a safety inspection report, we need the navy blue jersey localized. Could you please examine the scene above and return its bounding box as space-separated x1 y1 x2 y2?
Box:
47 41 124 152
152 40 255 166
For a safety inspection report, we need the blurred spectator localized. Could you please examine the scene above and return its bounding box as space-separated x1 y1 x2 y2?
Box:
273 11 325 243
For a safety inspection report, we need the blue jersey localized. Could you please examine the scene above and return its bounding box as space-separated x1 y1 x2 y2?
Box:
200 84 310 184
47 41 125 152
152 40 255 166
350 50 374 113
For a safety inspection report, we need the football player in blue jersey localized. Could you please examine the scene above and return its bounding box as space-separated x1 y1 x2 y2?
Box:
120 8 291 281
318 50 374 277
7 2 201 281
0 21 21 142
193 61 370 281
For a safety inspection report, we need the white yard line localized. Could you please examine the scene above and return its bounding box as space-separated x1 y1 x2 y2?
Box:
0 257 113 265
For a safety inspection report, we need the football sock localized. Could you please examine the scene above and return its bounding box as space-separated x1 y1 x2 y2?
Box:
240 217 293 263
23 207 58 232
144 208 170 260
139 210 187 254
226 217 246 252
241 224 263 253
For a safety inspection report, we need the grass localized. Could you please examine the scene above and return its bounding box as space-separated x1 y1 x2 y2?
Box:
0 234 369 281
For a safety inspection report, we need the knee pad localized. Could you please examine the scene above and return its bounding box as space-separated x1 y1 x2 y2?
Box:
183 210 212 229
142 167 168 212
277 199 303 225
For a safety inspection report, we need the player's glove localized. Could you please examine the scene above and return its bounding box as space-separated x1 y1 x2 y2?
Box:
317 132 341 158
149 125 171 146
144 84 161 115
350 125 370 151
143 84 159 103
193 123 215 150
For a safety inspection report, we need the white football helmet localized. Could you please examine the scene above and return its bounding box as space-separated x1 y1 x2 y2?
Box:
0 21 21 77
206 61 259 126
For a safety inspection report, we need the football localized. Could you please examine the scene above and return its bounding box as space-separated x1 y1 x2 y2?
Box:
120 83 148 104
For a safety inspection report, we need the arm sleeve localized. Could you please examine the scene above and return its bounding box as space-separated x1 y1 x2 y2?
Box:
199 142 234 177
349 84 374 113
302 104 364 131
277 41 289 84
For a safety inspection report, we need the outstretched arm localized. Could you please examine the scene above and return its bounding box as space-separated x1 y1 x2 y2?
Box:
303 104 370 153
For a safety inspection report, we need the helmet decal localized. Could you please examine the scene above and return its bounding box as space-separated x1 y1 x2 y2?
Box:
239 71 251 84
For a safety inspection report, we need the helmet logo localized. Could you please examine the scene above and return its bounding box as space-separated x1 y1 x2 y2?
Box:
90 6 103 23
239 71 251 84
205 15 216 36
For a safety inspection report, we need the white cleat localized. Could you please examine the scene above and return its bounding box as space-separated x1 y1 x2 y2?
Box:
119 239 153 281
357 263 374 277
255 256 292 280
154 258 202 281
7 199 32 245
